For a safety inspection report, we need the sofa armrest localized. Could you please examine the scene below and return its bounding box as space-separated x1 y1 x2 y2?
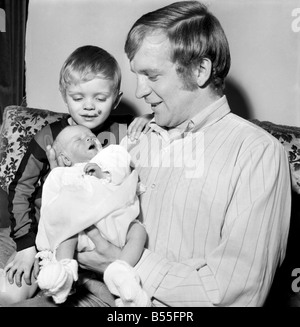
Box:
0 105 67 193
250 119 300 194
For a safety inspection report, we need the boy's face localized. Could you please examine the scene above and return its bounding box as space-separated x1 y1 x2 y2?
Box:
64 77 118 130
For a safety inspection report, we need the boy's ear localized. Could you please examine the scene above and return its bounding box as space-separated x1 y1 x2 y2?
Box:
195 58 212 88
113 91 123 110
59 153 72 167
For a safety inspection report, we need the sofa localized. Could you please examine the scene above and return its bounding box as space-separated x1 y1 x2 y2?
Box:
0 105 300 306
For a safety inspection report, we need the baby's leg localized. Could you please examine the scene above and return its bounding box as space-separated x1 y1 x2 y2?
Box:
55 234 78 260
0 269 38 306
37 235 79 304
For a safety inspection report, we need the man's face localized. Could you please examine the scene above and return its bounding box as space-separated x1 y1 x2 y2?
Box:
130 32 199 128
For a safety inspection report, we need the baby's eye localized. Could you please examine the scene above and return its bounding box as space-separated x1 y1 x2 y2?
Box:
96 97 106 102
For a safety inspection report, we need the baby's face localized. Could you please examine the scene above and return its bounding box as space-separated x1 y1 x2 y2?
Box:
59 125 102 164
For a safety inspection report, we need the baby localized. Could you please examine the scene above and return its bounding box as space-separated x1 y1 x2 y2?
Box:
35 125 148 306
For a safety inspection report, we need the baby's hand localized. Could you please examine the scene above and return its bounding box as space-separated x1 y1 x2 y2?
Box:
127 113 154 141
84 163 104 179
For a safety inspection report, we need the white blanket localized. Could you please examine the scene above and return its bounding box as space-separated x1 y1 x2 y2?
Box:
36 146 139 252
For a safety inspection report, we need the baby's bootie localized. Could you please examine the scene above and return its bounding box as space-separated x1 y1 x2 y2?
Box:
37 255 78 304
104 260 151 307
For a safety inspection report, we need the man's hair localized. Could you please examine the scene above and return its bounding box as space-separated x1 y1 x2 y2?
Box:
124 1 231 92
59 45 122 100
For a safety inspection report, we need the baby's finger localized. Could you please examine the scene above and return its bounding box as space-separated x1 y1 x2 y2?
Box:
84 163 95 175
83 163 91 174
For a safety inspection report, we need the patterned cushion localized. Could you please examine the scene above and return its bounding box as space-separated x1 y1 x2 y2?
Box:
0 106 67 192
251 119 300 194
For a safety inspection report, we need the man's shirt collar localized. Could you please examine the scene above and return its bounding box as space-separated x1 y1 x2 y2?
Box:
148 95 230 142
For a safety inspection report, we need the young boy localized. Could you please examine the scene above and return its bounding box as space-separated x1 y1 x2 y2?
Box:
36 125 148 306
0 45 149 305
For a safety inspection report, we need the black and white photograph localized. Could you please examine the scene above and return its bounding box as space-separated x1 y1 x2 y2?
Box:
0 0 300 315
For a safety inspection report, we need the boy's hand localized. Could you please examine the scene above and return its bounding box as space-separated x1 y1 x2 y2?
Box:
127 113 153 141
4 246 37 287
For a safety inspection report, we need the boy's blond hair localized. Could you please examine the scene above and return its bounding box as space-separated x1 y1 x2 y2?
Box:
59 45 122 101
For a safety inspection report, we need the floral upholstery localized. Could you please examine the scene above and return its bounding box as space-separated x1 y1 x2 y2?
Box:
0 106 67 192
250 119 300 194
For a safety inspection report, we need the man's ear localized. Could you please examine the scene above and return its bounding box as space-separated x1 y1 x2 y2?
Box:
113 91 123 110
195 58 212 88
59 153 72 167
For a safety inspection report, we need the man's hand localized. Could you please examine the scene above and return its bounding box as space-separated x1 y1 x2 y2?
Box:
4 246 38 287
76 226 121 274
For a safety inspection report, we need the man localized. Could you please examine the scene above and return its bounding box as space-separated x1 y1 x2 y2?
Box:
11 1 291 307
79 0 291 307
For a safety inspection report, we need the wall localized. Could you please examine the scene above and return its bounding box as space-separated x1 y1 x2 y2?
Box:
25 0 300 126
